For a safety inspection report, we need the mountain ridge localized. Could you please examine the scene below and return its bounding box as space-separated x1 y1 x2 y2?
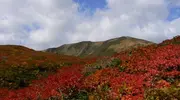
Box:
45 36 155 57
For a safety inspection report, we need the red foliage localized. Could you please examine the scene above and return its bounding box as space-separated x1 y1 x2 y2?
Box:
109 73 146 99
156 80 170 88
0 45 88 69
82 36 180 99
83 68 119 89
0 36 180 99
0 65 83 100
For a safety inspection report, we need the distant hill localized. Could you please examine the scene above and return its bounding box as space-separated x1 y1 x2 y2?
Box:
0 45 85 89
0 45 83 67
45 36 154 57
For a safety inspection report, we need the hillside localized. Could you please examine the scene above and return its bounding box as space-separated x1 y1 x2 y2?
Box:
0 45 83 66
0 36 179 100
0 45 87 89
45 36 154 57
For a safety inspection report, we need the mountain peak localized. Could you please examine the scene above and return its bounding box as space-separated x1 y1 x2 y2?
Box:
45 36 154 57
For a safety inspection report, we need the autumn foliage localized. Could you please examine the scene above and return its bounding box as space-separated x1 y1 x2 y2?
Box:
0 36 180 100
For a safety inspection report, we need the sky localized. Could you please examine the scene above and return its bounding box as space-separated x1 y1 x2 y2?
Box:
0 0 180 50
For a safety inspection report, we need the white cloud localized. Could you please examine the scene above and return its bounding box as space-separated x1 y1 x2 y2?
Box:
0 0 180 50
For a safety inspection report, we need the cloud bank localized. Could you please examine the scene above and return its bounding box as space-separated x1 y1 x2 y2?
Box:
0 0 180 50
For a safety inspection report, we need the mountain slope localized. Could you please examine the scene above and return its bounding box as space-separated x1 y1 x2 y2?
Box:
45 36 154 57
0 45 85 89
1 36 180 100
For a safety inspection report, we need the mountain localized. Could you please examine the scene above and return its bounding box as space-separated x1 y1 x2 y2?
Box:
45 36 154 57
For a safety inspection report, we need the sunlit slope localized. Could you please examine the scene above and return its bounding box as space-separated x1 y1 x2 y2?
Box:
46 36 154 57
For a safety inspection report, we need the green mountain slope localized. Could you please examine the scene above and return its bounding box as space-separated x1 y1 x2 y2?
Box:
45 36 154 57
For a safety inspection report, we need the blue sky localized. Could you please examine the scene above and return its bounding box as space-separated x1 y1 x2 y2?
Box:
22 23 41 33
74 0 107 14
167 7 180 21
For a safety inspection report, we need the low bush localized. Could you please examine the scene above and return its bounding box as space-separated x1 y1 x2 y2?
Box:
109 58 122 67
145 87 180 100
0 63 63 89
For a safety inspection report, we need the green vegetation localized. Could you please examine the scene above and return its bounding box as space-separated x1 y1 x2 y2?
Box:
109 58 122 67
102 83 110 92
0 63 62 89
145 87 180 100
118 66 127 72
64 90 88 100
84 72 93 77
